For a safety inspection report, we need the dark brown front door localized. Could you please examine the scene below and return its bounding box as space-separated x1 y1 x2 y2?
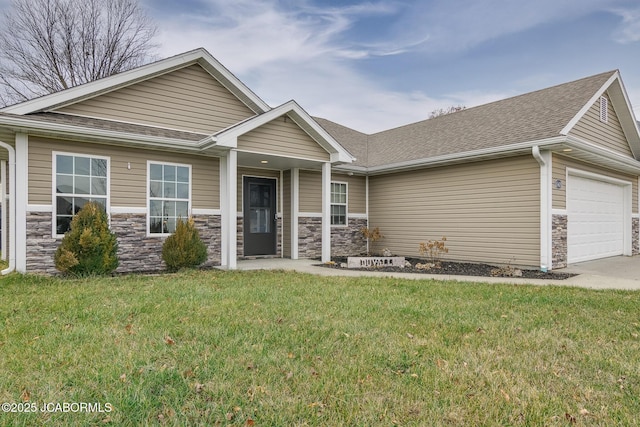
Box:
243 177 277 256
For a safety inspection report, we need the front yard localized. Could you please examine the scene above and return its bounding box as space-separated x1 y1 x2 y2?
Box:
0 270 638 426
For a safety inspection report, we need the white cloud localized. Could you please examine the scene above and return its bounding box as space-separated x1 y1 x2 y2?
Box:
611 8 640 43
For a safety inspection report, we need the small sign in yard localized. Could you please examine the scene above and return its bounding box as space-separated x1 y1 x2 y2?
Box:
347 256 406 268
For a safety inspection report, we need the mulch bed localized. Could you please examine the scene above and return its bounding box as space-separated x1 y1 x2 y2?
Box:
319 257 576 280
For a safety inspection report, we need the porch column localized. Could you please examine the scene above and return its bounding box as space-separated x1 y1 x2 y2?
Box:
291 168 299 259
533 146 552 271
321 162 331 262
220 149 238 269
15 133 27 273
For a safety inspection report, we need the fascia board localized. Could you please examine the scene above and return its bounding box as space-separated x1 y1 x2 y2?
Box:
560 71 619 136
564 134 640 173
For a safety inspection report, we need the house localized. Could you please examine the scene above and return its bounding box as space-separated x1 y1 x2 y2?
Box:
0 48 639 275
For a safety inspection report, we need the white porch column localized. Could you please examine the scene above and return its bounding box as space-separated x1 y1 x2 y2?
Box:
221 149 238 269
291 168 299 259
1 160 6 261
321 162 331 262
15 133 27 273
533 147 552 271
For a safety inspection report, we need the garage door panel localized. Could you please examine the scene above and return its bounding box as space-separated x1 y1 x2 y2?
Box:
568 175 625 264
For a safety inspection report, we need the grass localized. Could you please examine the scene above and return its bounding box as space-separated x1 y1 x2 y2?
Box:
0 270 639 426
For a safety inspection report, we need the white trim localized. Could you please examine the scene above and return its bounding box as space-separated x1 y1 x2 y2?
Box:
110 206 147 214
15 134 27 273
291 168 299 259
0 141 15 274
348 213 368 219
299 212 323 217
561 72 619 135
27 204 53 212
221 150 238 269
551 209 568 216
52 151 111 237
632 213 640 219
321 162 331 262
1 160 5 262
566 167 633 260
192 208 221 216
146 160 192 237
330 180 348 226
280 170 284 259
216 100 355 164
236 148 333 165
220 153 229 267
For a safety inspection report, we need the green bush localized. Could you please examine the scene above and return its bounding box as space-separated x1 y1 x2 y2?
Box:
54 202 119 276
162 217 207 272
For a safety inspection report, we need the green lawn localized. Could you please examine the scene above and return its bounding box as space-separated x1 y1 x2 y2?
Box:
0 270 638 426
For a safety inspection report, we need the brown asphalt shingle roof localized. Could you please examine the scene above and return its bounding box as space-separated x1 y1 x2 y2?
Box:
318 71 616 168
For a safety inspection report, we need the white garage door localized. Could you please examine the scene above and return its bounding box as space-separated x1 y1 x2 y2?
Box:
567 174 625 264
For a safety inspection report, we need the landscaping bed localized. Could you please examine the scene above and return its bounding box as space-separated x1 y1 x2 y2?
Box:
322 257 577 280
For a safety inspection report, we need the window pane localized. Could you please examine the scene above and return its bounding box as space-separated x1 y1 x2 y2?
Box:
150 200 163 217
177 166 189 183
165 218 176 234
56 216 72 234
74 197 90 214
75 176 90 194
150 164 162 180
90 197 106 210
91 177 107 195
164 165 176 181
57 155 73 174
177 183 189 199
91 158 107 177
149 181 162 198
56 174 73 194
57 196 73 215
75 156 90 175
150 217 163 233
176 201 188 219
163 201 176 218
164 182 176 198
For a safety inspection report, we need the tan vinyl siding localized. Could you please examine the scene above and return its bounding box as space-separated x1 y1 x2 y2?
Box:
299 170 321 213
299 171 367 214
55 65 256 134
369 156 540 266
283 170 291 257
28 137 219 209
332 173 366 214
552 154 638 212
237 116 330 162
569 93 633 157
237 168 280 212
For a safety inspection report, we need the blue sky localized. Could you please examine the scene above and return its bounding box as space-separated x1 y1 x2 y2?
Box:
3 0 640 133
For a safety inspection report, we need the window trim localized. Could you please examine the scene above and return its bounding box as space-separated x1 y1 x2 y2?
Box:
330 180 348 227
52 151 111 238
147 160 192 237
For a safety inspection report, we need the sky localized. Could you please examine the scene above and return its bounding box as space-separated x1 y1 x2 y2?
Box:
3 0 640 133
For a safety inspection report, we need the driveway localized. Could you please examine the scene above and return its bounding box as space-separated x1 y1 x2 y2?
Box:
561 255 640 290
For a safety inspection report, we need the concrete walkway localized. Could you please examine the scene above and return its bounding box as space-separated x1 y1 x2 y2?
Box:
235 257 640 290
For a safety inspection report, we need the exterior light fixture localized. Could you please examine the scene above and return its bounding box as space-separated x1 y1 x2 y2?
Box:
260 160 268 164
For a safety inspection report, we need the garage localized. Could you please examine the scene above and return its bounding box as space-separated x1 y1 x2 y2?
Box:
567 171 630 264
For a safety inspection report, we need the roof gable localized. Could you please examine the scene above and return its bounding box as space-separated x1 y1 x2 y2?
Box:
52 64 256 134
0 48 270 116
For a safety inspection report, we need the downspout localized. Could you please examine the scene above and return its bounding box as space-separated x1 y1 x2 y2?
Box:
1 141 16 275
532 146 551 272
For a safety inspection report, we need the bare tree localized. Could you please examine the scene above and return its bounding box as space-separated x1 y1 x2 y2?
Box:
429 105 466 119
0 0 158 106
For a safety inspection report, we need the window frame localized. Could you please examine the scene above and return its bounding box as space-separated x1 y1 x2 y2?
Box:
147 160 192 237
330 181 348 227
52 151 111 238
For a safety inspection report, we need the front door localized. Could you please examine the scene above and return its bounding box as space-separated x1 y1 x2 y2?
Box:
243 177 277 256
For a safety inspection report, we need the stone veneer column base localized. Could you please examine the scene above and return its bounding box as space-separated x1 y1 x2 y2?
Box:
297 216 367 259
25 212 221 275
552 214 568 269
633 217 639 256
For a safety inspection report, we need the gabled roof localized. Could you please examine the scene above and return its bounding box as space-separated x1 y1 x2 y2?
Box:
0 48 270 115
319 70 640 173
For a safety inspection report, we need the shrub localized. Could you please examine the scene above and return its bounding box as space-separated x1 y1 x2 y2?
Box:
162 217 207 272
54 202 119 276
418 236 449 266
360 226 384 256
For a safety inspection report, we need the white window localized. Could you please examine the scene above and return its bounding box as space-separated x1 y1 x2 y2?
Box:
330 182 347 226
148 162 191 234
54 153 109 235
599 96 608 123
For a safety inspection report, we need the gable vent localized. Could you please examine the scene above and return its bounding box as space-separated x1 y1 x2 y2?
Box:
599 96 608 123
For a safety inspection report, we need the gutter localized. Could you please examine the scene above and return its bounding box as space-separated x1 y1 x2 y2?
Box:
531 145 546 166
